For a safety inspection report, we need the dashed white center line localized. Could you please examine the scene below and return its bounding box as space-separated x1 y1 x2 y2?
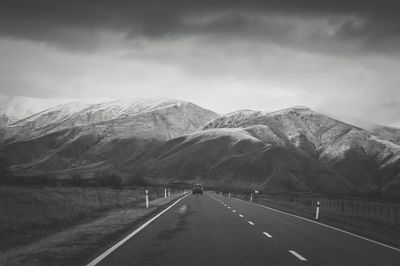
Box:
232 210 236 213
262 232 272 238
239 214 244 218
289 250 307 261
227 207 231 209
248 221 255 225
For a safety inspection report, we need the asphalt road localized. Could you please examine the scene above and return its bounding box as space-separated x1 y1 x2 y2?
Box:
90 193 400 266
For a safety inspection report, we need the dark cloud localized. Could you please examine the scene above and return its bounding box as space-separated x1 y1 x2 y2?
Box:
1 0 400 52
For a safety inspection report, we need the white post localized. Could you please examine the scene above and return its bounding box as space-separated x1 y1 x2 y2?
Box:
250 193 253 202
164 188 167 198
220 191 222 196
145 189 149 209
168 189 171 197
315 201 320 220
228 192 231 197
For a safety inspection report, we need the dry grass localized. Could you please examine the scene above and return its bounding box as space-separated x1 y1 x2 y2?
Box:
0 195 182 266
0 186 166 251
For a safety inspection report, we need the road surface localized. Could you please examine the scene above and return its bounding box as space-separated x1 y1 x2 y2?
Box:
89 193 400 266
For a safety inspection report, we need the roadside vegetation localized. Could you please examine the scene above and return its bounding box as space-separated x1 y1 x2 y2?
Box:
0 188 182 266
228 191 400 248
0 184 172 252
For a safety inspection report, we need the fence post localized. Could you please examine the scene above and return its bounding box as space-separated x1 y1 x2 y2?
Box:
315 201 320 220
145 189 149 209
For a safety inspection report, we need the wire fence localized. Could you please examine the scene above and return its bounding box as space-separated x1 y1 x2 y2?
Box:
223 191 400 246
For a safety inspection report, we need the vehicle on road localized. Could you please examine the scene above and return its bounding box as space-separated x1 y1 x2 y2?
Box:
192 184 203 194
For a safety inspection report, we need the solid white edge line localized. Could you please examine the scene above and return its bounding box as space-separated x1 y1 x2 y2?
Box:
289 250 307 261
248 221 255 225
86 193 190 266
232 197 400 253
263 232 272 238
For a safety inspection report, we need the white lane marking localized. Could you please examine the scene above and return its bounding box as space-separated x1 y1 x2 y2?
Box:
289 250 307 261
232 210 236 213
239 214 244 218
263 232 272 238
227 206 231 209
248 221 255 225
232 197 400 253
86 194 190 266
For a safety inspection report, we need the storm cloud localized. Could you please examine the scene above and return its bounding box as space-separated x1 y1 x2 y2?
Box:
1 0 400 52
0 1 399 127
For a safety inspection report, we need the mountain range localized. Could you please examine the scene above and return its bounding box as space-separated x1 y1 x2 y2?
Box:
0 97 399 198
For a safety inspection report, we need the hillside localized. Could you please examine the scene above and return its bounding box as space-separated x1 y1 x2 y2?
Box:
122 127 355 195
0 98 218 178
2 98 217 142
1 102 399 197
369 126 400 146
200 107 400 196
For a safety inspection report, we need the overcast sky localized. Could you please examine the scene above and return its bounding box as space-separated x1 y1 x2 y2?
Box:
0 0 399 126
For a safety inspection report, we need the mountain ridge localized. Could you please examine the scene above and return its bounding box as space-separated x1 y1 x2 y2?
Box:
1 98 399 197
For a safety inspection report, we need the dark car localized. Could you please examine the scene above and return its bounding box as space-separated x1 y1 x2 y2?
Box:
192 184 203 194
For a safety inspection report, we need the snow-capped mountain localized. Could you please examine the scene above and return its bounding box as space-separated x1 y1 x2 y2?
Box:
200 107 400 196
1 100 399 197
1 98 218 142
0 96 71 125
0 98 218 178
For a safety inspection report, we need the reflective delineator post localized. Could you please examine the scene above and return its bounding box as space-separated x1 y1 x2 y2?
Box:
168 189 171 197
250 193 253 202
316 201 320 220
228 192 231 197
164 188 167 198
145 189 149 209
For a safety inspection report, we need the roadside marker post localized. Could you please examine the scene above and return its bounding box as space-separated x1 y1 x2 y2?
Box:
228 192 231 197
316 201 320 220
145 189 149 209
164 188 167 198
250 193 253 202
168 189 171 197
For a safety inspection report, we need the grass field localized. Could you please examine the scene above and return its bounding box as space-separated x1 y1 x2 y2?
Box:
0 194 183 266
0 185 168 251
